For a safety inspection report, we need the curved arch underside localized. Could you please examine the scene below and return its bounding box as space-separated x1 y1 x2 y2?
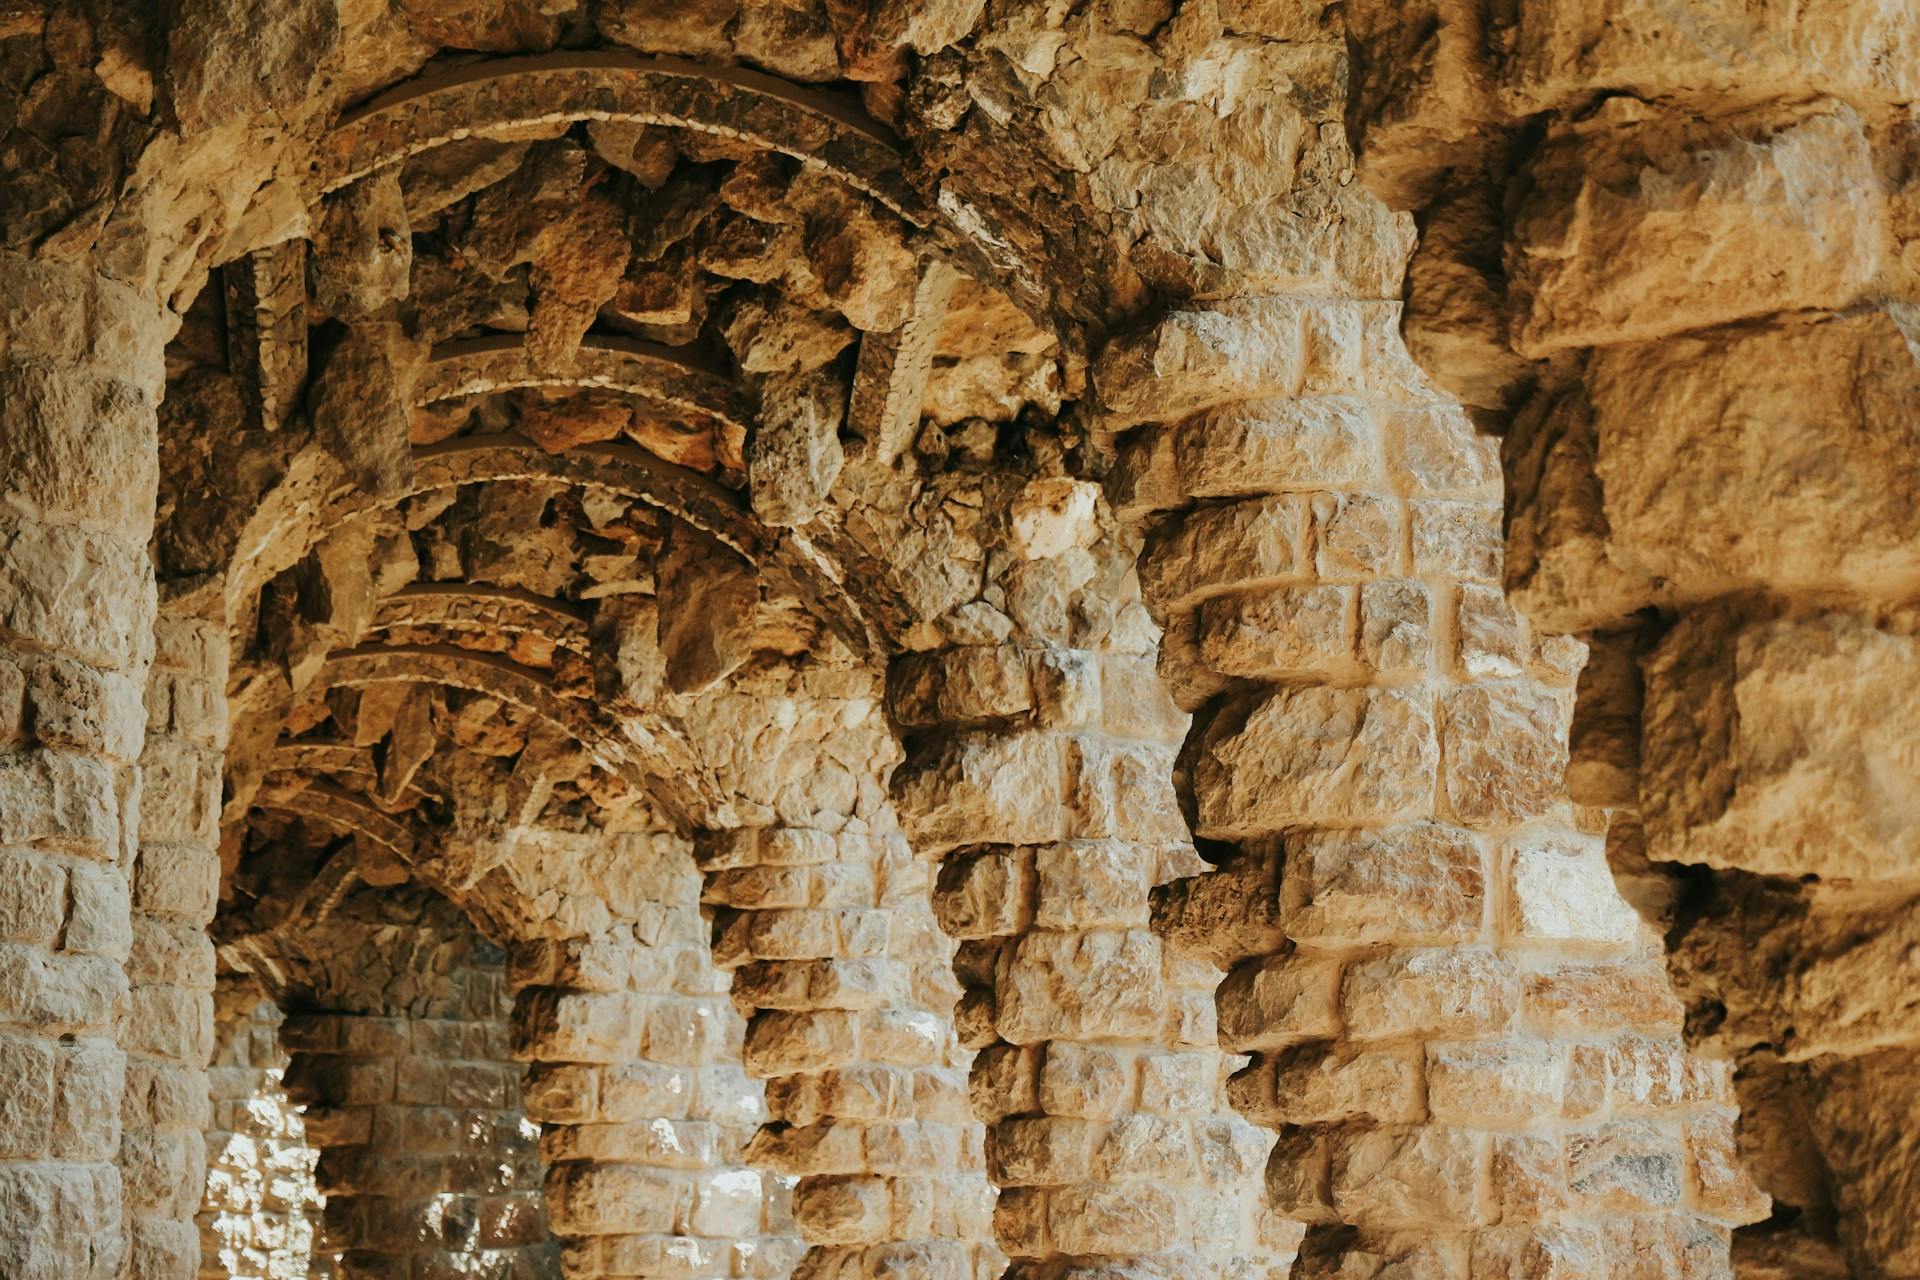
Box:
316 52 930 225
371 583 591 652
319 642 720 824
420 335 757 441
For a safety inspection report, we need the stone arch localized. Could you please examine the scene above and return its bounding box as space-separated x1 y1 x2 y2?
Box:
313 52 930 225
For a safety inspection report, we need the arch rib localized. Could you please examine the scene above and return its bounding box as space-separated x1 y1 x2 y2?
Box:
320 643 721 826
419 335 757 440
316 52 929 224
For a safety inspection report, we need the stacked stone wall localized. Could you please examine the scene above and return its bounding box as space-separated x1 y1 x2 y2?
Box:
1100 290 1764 1274
1343 3 1920 1272
0 253 171 1278
890 536 1296 1278
284 926 558 1278
197 986 323 1280
509 835 801 1280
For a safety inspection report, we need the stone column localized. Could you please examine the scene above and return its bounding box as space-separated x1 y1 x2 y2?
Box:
891 605 1289 1277
1098 297 1762 1277
285 945 557 1278
510 840 800 1280
696 822 994 1280
1337 6 1916 1270
125 605 228 1275
197 983 322 1280
0 253 169 1277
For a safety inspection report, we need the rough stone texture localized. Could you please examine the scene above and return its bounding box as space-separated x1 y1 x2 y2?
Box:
8 4 1904 1279
510 837 800 1280
280 890 560 1280
1344 4 1920 1270
196 986 322 1280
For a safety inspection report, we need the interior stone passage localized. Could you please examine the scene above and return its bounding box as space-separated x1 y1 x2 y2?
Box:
0 3 1914 1279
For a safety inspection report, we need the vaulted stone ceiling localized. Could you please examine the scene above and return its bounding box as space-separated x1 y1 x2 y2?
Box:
3 3 1919 1280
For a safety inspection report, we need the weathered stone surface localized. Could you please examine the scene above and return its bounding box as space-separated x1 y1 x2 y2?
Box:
1508 106 1881 357
1642 608 1920 880
1586 310 1920 603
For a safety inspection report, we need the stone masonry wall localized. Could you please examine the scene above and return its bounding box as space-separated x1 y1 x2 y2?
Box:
0 252 171 1278
1341 3 1920 1272
889 515 1294 1279
127 603 229 1277
1104 296 1766 1276
697 821 993 1280
197 984 323 1280
510 833 801 1280
282 907 558 1279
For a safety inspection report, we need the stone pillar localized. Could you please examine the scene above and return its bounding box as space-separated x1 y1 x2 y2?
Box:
125 605 228 1275
510 838 800 1280
891 620 1289 1277
1098 297 1763 1276
285 943 557 1278
197 982 322 1280
696 823 995 1280
0 253 169 1277
1337 6 1915 1270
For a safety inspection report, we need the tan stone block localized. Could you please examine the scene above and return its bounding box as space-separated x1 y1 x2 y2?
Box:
1505 829 1641 947
932 849 1027 941
1343 947 1521 1041
1522 958 1684 1035
1094 300 1318 428
1588 311 1920 602
1489 1133 1573 1224
1439 683 1570 829
1427 1039 1566 1125
1268 1044 1425 1126
893 729 1067 857
1037 1042 1130 1120
1140 495 1311 617
1033 841 1151 930
1197 584 1355 679
888 645 1033 727
1470 1224 1605 1279
1108 398 1383 518
997 928 1165 1045
1566 1120 1684 1213
1215 952 1342 1053
1510 109 1880 356
1643 610 1920 880
0 850 63 946
1329 1124 1487 1229
1193 686 1437 839
1283 823 1486 947
1389 403 1500 499
1313 493 1401 579
1502 0 1920 115
1410 499 1501 584
1360 579 1433 675
1265 1127 1333 1223
1046 1180 1180 1255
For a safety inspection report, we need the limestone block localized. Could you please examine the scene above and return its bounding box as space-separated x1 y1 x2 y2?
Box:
1198 585 1353 679
1093 301 1322 428
1342 947 1522 1041
1566 1120 1684 1214
1216 953 1342 1053
1502 0 1920 114
1427 1039 1568 1125
996 929 1166 1045
1583 310 1920 602
1359 580 1433 675
1108 398 1383 517
893 730 1067 856
1439 683 1571 829
1282 823 1486 948
1641 609 1920 878
1509 107 1881 356
1522 959 1684 1035
1139 495 1310 617
1504 830 1641 946
1263 1045 1426 1127
1191 686 1437 840
1806 1048 1920 1273
1329 1124 1487 1229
